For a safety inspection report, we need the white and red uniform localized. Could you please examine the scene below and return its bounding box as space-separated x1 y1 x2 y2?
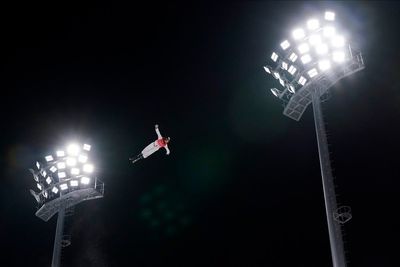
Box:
141 126 170 158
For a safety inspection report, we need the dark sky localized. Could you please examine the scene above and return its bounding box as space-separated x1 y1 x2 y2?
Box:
1 1 400 266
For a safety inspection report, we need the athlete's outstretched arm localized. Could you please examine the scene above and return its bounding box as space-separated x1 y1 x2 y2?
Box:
164 145 170 155
155 124 162 139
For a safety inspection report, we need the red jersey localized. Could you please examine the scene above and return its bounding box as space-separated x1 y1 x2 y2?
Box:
157 139 167 147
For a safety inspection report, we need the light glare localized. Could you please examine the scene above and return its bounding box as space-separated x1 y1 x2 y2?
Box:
78 154 88 163
67 144 80 156
316 43 329 55
308 68 318 78
325 11 335 21
319 60 331 71
66 157 77 166
323 26 335 37
83 164 94 173
332 51 345 63
309 35 322 46
60 183 68 191
56 150 65 157
57 162 66 169
332 35 345 47
71 168 80 175
45 155 54 162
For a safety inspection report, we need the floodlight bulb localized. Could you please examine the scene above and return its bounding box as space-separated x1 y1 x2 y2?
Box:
67 144 80 156
81 176 91 185
78 154 88 163
319 59 331 71
270 88 279 97
50 166 57 173
71 168 80 175
281 61 288 70
271 52 279 62
36 162 40 170
316 43 329 55
298 76 307 86
292 28 305 40
52 187 59 194
288 85 295 94
41 170 47 178
66 157 77 166
289 53 298 62
332 51 346 63
45 155 54 162
288 65 297 75
309 35 322 46
46 177 52 184
298 43 310 54
279 78 285 87
307 19 319 30
308 68 318 78
332 35 345 47
37 183 42 190
83 144 91 151
57 162 66 169
70 180 79 187
273 72 280 79
43 191 48 198
56 150 65 157
300 54 312 64
58 172 66 179
263 66 271 74
323 26 335 37
280 40 290 50
60 183 68 191
325 11 335 21
83 164 94 173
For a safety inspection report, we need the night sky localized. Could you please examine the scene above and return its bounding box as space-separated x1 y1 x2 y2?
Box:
1 1 400 266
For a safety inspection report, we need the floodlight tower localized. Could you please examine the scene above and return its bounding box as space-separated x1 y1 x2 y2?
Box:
29 143 105 267
264 11 364 267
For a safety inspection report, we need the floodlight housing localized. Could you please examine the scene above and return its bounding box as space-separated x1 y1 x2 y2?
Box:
83 164 94 173
83 144 91 151
307 19 320 30
52 187 59 194
46 177 52 184
271 52 279 62
67 144 80 156
45 155 54 162
70 180 79 187
60 183 68 191
325 11 335 21
263 66 271 74
280 40 290 50
293 28 305 40
56 150 65 157
81 176 91 185
289 53 298 62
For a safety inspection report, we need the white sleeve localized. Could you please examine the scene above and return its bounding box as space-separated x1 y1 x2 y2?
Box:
164 145 170 155
155 125 162 139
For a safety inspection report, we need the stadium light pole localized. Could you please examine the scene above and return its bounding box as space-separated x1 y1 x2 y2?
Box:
264 11 364 267
29 143 105 267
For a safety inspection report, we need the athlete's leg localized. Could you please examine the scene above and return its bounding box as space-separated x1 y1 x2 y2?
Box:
130 153 144 164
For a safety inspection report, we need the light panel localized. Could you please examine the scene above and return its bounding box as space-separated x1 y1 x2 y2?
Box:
57 162 66 169
81 176 91 185
60 183 68 191
309 34 322 46
58 172 66 179
83 164 94 173
45 155 54 162
78 154 88 163
323 26 335 38
332 51 345 63
308 68 318 78
71 168 80 175
43 191 48 198
292 28 305 40
273 72 280 79
271 52 279 62
50 166 57 173
41 170 47 178
298 76 307 86
281 61 288 70
279 78 285 87
332 35 345 47
280 40 290 50
70 180 79 187
83 144 91 151
300 54 312 64
298 43 310 54
66 157 77 166
307 19 320 30
46 177 52 184
52 187 59 194
36 162 40 169
288 65 297 75
56 150 65 157
316 43 329 55
37 183 42 190
289 53 298 62
325 11 335 21
67 144 80 156
263 66 271 74
319 59 331 71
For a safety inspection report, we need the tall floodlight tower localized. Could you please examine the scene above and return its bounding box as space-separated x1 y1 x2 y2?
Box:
29 143 105 267
264 11 364 267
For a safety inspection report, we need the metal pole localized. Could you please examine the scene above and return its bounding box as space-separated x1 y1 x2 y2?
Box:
51 207 65 267
312 88 346 267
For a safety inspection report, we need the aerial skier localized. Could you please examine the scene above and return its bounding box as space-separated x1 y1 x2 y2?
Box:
130 124 171 164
